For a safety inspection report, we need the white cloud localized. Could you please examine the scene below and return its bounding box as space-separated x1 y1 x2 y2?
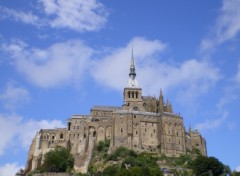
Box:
5 39 93 88
200 0 240 52
0 163 24 176
92 37 220 99
39 0 108 31
0 6 40 26
0 0 108 32
195 112 228 132
0 114 21 155
91 37 166 93
216 0 240 43
0 113 65 155
0 82 30 110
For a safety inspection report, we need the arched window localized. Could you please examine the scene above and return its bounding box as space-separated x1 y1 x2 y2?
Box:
60 133 63 139
68 122 71 131
132 92 134 98
133 107 138 111
51 135 55 144
136 92 138 99
128 92 130 98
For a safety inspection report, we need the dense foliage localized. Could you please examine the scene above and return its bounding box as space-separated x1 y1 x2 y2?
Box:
28 141 234 176
190 155 225 176
102 165 163 176
88 141 163 176
41 146 74 173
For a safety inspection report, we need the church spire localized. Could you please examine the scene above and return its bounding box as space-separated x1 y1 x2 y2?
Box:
127 47 138 88
129 47 136 77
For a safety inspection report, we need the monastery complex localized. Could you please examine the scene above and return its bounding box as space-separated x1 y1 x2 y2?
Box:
24 52 207 174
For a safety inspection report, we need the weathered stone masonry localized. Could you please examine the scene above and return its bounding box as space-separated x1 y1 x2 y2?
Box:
24 53 207 175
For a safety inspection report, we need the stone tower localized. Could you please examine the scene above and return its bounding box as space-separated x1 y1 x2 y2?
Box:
123 49 143 111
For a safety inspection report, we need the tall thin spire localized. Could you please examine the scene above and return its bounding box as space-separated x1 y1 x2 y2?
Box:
158 89 164 113
159 89 163 99
129 46 136 77
127 47 138 88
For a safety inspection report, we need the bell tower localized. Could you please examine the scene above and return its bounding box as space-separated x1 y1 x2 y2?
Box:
123 49 143 111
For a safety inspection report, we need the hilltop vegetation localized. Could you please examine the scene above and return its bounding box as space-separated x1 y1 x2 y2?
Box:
88 140 162 176
27 141 238 176
27 146 74 175
87 140 231 176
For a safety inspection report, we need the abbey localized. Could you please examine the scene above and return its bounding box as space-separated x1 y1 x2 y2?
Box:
24 52 207 174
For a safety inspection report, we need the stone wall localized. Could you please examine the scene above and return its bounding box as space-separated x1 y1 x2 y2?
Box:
24 92 207 175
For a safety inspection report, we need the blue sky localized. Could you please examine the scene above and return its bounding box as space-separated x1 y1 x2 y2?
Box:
0 0 240 175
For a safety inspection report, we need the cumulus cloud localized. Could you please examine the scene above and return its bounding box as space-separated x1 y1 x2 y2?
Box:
0 6 40 26
200 0 240 52
0 0 108 32
0 82 30 110
4 39 93 88
92 37 220 99
0 163 24 176
0 113 65 155
91 37 166 92
39 0 108 31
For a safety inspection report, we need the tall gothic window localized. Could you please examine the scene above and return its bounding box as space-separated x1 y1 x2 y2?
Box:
60 133 63 139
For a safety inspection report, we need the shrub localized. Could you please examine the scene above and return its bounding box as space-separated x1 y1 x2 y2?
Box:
41 146 74 173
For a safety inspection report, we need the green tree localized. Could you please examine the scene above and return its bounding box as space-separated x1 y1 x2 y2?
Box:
97 140 110 153
191 155 224 176
148 167 163 176
128 166 144 176
107 147 136 161
41 146 74 172
102 165 120 176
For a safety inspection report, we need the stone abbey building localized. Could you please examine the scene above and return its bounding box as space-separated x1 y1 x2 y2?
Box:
24 53 207 174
